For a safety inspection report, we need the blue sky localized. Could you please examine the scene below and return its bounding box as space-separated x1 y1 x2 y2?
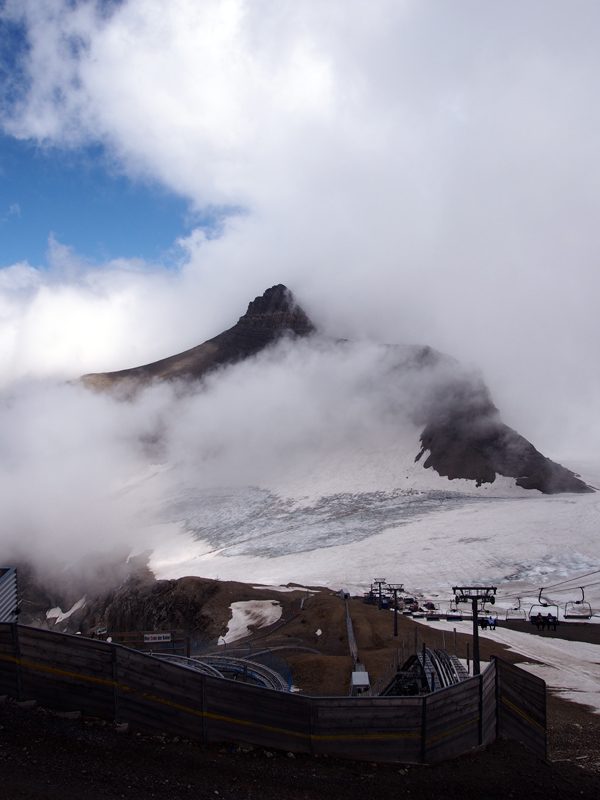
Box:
0 133 196 267
0 6 228 269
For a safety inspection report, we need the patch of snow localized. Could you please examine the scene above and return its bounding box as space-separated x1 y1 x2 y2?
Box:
46 596 86 624
220 600 282 644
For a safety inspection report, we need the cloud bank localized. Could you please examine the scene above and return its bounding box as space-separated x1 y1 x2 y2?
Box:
0 337 471 582
1 0 600 459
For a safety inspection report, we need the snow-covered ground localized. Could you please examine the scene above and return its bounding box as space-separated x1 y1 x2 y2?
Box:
133 447 600 710
148 454 600 616
417 617 600 714
219 600 282 644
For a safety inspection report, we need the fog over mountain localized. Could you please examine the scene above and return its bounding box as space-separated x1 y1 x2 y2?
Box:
1 2 600 596
0 283 593 597
82 284 590 495
1 1 600 461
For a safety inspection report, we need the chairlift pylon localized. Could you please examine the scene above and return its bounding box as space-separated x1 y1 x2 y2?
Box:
564 587 593 620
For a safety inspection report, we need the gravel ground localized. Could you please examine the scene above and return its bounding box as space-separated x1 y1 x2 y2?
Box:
2 697 600 800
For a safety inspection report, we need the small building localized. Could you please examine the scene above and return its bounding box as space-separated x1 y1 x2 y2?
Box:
350 670 370 696
0 567 18 623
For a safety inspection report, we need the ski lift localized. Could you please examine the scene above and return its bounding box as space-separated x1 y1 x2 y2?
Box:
564 587 593 620
445 599 463 621
528 588 559 622
505 597 527 621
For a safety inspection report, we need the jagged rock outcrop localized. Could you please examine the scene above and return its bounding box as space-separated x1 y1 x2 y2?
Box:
82 284 314 391
81 284 592 494
417 416 590 493
96 574 221 636
410 358 592 494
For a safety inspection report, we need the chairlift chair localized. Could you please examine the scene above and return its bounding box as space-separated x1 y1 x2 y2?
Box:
445 599 463 621
564 587 593 620
505 597 527 621
528 588 559 622
425 602 441 621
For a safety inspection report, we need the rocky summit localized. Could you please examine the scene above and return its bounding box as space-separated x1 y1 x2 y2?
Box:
82 284 314 391
82 284 592 494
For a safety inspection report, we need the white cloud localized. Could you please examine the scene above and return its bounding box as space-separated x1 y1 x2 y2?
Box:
1 0 600 459
0 334 493 582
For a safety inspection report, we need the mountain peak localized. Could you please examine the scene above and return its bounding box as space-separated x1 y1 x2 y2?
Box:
236 284 315 336
82 284 315 390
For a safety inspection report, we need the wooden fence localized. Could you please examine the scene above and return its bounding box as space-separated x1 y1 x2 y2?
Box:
496 657 547 760
0 624 546 763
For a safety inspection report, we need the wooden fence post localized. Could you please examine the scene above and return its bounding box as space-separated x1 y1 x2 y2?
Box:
493 657 499 741
111 644 119 722
420 696 427 763
478 673 483 745
201 676 207 744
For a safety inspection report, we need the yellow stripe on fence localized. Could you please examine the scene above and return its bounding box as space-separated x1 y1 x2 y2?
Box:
425 716 479 746
0 653 420 743
499 695 545 734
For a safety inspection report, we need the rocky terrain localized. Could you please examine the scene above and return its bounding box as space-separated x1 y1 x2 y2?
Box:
17 561 304 645
2 697 600 800
82 284 591 494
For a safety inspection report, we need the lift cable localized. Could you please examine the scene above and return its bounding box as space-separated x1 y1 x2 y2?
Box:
542 569 600 590
494 568 600 602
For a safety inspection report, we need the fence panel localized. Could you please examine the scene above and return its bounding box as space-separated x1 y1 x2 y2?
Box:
114 648 206 738
204 674 312 753
481 662 497 745
495 657 546 760
16 626 115 718
0 623 19 697
423 677 481 762
0 626 547 765
311 696 423 762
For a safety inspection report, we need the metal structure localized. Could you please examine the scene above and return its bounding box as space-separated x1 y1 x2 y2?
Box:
564 587 593 619
152 653 290 690
445 599 463 621
528 588 559 622
151 653 224 678
0 568 18 623
380 647 469 696
452 585 497 676
386 583 404 637
505 597 526 621
373 578 387 609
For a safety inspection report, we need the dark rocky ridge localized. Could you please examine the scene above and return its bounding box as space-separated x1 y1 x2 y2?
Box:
82 284 314 390
417 415 590 493
82 284 591 494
